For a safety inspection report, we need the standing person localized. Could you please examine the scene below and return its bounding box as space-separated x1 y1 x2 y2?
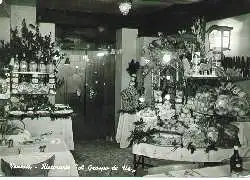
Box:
116 60 140 148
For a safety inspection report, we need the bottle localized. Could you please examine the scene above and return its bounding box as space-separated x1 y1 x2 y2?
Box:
247 57 250 78
230 145 243 177
237 56 241 73
241 56 246 78
231 56 237 70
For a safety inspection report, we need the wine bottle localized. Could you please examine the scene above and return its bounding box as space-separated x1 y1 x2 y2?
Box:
230 146 243 177
221 55 225 70
241 56 246 78
237 56 241 72
231 57 234 69
247 57 250 78
225 57 229 70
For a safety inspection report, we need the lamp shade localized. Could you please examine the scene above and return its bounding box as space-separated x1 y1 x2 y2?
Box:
64 58 70 65
207 25 233 52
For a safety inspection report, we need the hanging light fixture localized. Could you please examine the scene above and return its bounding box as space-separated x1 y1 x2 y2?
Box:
119 0 132 16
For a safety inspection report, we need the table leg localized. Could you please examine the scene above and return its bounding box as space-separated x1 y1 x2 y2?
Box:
133 154 138 176
141 156 145 169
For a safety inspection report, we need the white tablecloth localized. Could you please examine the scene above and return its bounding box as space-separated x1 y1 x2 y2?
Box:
168 161 250 177
116 113 158 148
0 151 79 177
144 161 250 177
132 143 250 162
0 138 79 176
116 113 139 148
22 117 74 150
232 122 250 146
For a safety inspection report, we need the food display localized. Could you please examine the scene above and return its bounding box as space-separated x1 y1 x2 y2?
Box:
131 81 250 152
52 104 73 115
152 132 183 147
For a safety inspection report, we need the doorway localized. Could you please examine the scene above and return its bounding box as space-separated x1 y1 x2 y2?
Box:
56 51 116 140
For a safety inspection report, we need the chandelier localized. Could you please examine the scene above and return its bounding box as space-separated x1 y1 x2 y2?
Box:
119 0 132 15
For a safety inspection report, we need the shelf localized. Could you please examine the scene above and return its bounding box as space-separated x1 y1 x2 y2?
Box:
187 75 250 82
187 75 218 79
0 94 10 99
12 71 51 75
11 93 50 95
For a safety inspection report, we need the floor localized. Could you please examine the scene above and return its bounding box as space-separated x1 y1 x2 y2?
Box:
71 140 179 177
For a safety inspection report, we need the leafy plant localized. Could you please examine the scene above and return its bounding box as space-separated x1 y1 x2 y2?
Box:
0 19 64 79
128 119 159 144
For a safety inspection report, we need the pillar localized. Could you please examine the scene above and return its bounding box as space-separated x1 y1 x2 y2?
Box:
0 1 10 42
115 28 138 133
39 23 56 42
10 0 36 31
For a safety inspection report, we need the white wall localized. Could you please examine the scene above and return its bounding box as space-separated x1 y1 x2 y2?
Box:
206 13 250 57
10 4 36 31
39 23 56 42
115 28 138 131
0 17 10 42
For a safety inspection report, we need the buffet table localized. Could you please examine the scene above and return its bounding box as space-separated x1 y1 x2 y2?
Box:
132 121 250 173
117 112 250 148
22 117 74 150
145 161 250 177
132 143 250 163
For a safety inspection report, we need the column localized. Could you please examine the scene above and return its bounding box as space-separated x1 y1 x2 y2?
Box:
39 22 56 42
115 28 138 133
0 1 10 42
10 0 36 31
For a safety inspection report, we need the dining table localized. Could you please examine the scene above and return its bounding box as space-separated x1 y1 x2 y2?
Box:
0 137 79 176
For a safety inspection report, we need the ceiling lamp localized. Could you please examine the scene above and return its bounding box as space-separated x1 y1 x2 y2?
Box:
119 0 132 16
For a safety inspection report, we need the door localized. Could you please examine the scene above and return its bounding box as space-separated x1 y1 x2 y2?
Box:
84 51 115 139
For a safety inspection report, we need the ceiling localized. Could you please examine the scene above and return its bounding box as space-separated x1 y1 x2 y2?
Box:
37 0 203 15
36 0 250 48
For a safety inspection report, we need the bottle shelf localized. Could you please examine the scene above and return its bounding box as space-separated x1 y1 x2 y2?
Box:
187 75 218 79
11 93 56 95
0 94 10 99
12 71 51 75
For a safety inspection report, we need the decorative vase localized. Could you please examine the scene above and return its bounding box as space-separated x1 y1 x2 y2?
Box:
39 61 46 73
29 61 37 72
20 60 27 72
46 63 55 74
13 60 19 72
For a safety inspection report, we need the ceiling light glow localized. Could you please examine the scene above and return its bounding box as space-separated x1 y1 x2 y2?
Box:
119 1 132 15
